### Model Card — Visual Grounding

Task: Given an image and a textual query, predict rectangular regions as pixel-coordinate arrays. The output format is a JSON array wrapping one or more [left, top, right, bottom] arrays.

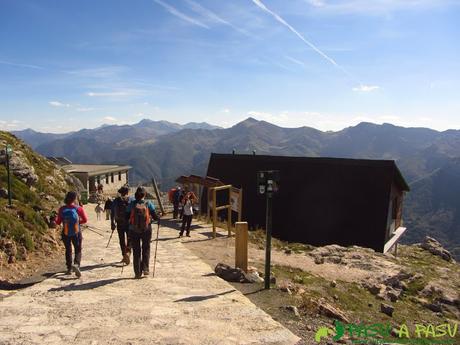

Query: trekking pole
[[152, 218, 161, 278], [82, 225, 104, 237], [106, 228, 115, 248]]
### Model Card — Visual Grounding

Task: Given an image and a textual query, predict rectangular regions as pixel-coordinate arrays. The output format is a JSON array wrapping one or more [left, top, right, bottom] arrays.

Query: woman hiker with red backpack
[[126, 187, 159, 279], [56, 191, 88, 278], [110, 186, 132, 265]]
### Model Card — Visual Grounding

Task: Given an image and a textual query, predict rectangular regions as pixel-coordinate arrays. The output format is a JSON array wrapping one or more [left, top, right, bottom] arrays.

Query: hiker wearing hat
[[56, 191, 88, 277], [111, 186, 132, 264], [127, 187, 159, 278], [172, 186, 183, 219]]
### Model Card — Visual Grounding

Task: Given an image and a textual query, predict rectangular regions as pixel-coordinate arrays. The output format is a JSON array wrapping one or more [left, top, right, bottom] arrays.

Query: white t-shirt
[[183, 199, 193, 216]]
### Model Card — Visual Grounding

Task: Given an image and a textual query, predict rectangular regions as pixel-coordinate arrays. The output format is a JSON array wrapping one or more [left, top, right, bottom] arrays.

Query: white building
[[61, 164, 131, 196]]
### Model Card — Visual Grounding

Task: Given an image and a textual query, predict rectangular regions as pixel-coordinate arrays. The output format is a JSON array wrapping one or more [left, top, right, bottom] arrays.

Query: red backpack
[[130, 202, 151, 233]]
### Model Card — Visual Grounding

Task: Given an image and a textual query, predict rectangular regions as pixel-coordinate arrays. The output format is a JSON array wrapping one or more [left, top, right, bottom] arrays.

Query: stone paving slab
[[0, 208, 300, 345]]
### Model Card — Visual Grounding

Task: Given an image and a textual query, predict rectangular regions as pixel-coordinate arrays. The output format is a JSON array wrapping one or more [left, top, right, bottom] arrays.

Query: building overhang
[[62, 164, 132, 177]]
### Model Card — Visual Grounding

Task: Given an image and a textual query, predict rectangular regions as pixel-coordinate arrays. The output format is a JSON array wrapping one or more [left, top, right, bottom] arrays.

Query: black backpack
[[115, 197, 129, 222]]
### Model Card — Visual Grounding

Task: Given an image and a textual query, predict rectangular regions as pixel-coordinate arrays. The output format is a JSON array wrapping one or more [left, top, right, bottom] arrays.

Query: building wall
[[205, 154, 398, 252], [98, 170, 129, 196], [72, 170, 129, 196]]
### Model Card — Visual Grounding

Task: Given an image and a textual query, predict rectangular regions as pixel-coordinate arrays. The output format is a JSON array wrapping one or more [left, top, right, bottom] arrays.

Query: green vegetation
[[0, 131, 76, 262]]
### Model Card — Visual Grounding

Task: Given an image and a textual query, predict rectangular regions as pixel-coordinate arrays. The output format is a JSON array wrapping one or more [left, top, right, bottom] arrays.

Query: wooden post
[[227, 189, 232, 236], [235, 222, 248, 272], [151, 177, 165, 215], [207, 188, 211, 222], [212, 188, 217, 238]]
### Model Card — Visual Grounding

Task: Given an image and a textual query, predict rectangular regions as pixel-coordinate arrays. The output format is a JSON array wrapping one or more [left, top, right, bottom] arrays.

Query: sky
[[0, 0, 459, 133]]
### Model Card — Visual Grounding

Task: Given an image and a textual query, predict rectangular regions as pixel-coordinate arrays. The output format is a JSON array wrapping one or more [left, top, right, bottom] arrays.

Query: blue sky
[[0, 0, 459, 132]]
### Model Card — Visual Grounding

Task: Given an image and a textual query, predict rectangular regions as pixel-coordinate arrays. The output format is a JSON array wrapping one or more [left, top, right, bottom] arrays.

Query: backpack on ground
[[115, 197, 129, 222], [62, 206, 80, 236], [130, 202, 151, 233]]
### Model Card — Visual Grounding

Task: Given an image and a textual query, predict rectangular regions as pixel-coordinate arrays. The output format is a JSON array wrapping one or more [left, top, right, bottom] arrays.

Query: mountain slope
[[0, 131, 80, 279], [15, 118, 460, 259]]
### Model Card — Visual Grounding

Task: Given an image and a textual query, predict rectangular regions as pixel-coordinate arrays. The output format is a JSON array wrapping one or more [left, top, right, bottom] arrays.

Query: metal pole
[[264, 193, 273, 289], [6, 147, 12, 207]]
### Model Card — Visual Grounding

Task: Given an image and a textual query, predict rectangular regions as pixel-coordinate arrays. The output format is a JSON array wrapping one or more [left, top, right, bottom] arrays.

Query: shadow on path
[[48, 278, 130, 292], [174, 289, 236, 303], [80, 262, 122, 272]]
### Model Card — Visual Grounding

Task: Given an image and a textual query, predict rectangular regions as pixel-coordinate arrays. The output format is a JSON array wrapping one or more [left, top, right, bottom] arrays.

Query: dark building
[[205, 153, 410, 253]]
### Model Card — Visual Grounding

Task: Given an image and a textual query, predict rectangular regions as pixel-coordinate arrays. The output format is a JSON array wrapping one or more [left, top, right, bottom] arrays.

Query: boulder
[[317, 299, 350, 323], [8, 155, 39, 186], [214, 263, 249, 283], [0, 188, 8, 199], [421, 236, 455, 262], [380, 303, 394, 317]]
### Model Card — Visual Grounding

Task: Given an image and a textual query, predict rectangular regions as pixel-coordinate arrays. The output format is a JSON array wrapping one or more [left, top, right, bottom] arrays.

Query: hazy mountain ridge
[[11, 118, 460, 258], [12, 120, 221, 149]]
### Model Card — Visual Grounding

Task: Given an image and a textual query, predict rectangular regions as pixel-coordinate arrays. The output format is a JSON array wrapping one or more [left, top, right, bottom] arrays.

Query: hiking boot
[[186, 233, 191, 237], [72, 264, 81, 278], [123, 253, 130, 265], [65, 269, 72, 275], [143, 270, 150, 276], [178, 233, 183, 238], [134, 274, 142, 279]]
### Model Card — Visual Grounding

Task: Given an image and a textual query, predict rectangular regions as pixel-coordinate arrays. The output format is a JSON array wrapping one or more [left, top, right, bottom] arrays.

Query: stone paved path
[[0, 206, 300, 345]]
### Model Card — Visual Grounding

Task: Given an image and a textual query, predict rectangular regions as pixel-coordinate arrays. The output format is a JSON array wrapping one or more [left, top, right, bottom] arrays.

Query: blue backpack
[[62, 206, 80, 236]]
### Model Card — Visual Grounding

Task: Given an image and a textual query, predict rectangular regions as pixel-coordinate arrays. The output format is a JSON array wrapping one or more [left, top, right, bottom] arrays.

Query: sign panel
[[230, 187, 241, 212]]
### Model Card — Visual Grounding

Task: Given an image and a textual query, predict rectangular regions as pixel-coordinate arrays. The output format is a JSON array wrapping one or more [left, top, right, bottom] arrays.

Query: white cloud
[[251, 0, 355, 81], [380, 115, 400, 121], [0, 60, 44, 70], [49, 101, 71, 107], [86, 91, 130, 97], [0, 120, 22, 130], [67, 66, 127, 78], [221, 108, 231, 113], [76, 107, 94, 112], [184, 0, 254, 37], [304, 0, 454, 14], [306, 0, 326, 7], [284, 56, 306, 67], [103, 116, 117, 122], [153, 0, 209, 29], [352, 85, 380, 92]]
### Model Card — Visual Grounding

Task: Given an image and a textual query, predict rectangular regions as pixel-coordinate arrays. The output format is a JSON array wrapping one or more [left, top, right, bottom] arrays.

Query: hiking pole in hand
[[106, 224, 116, 248], [152, 218, 161, 278]]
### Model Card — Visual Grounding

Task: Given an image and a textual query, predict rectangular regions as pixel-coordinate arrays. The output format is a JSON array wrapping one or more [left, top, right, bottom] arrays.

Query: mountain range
[[12, 118, 460, 259]]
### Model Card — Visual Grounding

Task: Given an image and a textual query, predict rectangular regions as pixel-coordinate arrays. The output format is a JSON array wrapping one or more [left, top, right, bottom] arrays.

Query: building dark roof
[[211, 154, 410, 191]]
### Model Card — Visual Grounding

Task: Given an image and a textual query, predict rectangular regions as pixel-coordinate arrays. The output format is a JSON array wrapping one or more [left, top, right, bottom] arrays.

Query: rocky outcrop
[[0, 146, 38, 186], [420, 236, 455, 262]]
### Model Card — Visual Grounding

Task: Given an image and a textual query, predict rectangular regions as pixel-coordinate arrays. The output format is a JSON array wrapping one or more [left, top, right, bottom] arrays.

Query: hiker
[[104, 197, 113, 221], [111, 186, 131, 265], [97, 183, 104, 194], [127, 186, 159, 279], [172, 186, 183, 219], [56, 191, 88, 277], [95, 202, 103, 220], [179, 191, 198, 237]]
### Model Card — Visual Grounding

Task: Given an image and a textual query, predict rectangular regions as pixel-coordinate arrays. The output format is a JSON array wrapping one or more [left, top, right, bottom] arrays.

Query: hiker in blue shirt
[[127, 187, 158, 279]]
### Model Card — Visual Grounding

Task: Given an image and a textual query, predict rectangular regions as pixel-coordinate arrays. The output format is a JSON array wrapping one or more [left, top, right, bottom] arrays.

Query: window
[[111, 173, 114, 183], [97, 176, 100, 185], [119, 171, 122, 181], [106, 174, 109, 184]]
